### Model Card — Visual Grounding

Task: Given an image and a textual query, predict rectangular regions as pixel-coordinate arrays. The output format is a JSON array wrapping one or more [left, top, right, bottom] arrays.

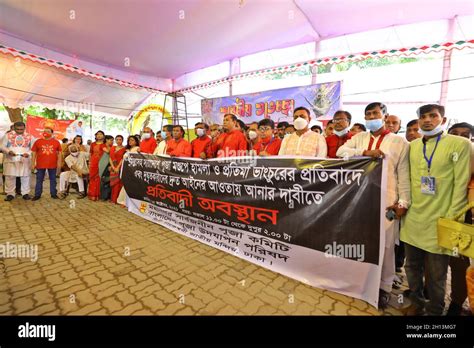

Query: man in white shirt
[[278, 106, 327, 157], [154, 125, 173, 156], [336, 102, 411, 309]]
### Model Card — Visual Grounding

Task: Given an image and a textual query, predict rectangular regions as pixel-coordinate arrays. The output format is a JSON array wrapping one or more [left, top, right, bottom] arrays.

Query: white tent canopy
[[0, 0, 473, 117]]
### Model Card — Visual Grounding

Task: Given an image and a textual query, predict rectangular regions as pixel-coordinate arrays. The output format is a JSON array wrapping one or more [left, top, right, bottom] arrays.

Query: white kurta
[[336, 130, 411, 293], [153, 140, 167, 155], [1, 132, 34, 177], [336, 131, 411, 214], [64, 151, 89, 182]]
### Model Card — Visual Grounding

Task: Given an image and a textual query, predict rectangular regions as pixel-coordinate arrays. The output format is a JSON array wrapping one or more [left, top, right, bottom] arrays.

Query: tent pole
[[439, 17, 456, 107]]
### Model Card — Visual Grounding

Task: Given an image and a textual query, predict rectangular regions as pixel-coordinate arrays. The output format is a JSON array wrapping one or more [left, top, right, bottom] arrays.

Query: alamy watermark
[[324, 242, 365, 262], [0, 242, 38, 262], [54, 99, 95, 115]]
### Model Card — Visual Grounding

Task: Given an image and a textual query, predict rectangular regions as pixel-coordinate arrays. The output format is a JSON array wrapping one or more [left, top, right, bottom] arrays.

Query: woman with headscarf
[[87, 130, 106, 201]]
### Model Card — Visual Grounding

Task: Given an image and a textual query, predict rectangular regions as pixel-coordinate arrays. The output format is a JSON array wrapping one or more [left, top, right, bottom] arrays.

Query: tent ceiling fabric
[[1, 0, 472, 80], [0, 54, 150, 117]]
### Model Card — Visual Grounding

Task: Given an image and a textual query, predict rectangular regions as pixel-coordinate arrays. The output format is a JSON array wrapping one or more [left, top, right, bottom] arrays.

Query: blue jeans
[[35, 168, 57, 197], [404, 243, 449, 315]]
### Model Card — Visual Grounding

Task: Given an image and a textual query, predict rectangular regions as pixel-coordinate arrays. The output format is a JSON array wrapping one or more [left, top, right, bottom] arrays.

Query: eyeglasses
[[333, 118, 348, 123], [259, 127, 272, 131]]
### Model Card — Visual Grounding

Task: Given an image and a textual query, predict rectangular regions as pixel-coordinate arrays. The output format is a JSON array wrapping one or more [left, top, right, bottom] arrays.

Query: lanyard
[[423, 134, 441, 174], [367, 129, 390, 151]]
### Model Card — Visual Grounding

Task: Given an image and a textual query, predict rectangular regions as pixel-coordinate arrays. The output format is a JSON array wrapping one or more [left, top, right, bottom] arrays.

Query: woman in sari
[[117, 135, 140, 206], [87, 131, 106, 201], [99, 135, 114, 201], [110, 135, 126, 203]]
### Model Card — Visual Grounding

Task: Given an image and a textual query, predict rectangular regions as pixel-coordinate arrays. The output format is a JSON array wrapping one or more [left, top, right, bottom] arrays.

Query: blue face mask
[[365, 119, 384, 132], [418, 123, 445, 136], [160, 131, 167, 139]]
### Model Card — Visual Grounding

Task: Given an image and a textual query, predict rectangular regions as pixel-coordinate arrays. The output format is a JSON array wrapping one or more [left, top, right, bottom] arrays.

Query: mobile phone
[[385, 209, 397, 221]]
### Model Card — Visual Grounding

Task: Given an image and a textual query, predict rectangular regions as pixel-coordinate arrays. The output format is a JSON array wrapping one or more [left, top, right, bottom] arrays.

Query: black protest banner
[[121, 154, 385, 306]]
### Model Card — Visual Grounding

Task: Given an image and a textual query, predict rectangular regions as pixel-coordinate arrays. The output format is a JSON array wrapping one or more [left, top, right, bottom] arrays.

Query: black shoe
[[423, 287, 430, 300], [4, 195, 14, 201], [51, 195, 59, 199], [31, 196, 41, 201], [446, 302, 462, 316], [22, 194, 31, 200], [378, 289, 391, 310]]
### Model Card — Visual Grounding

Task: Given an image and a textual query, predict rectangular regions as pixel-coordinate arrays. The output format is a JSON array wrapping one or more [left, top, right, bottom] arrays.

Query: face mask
[[333, 128, 350, 137], [43, 132, 52, 138], [142, 133, 151, 140], [71, 152, 79, 157], [160, 131, 167, 139], [365, 119, 384, 132], [248, 130, 258, 140], [294, 117, 308, 131], [418, 123, 445, 136], [196, 129, 205, 137]]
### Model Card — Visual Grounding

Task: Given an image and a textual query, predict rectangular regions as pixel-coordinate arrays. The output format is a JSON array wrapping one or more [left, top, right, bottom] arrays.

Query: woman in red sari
[[88, 131, 106, 201], [109, 135, 126, 203]]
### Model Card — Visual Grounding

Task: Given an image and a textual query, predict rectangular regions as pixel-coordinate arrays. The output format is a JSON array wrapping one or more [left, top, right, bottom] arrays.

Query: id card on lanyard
[[421, 134, 441, 195]]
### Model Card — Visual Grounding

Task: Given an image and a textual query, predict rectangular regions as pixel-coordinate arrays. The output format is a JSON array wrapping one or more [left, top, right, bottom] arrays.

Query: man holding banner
[[337, 102, 410, 309], [278, 106, 327, 157]]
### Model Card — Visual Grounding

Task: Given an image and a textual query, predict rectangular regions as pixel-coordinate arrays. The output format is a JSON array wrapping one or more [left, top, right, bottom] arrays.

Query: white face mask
[[294, 117, 308, 131], [196, 129, 205, 137], [418, 123, 445, 136], [71, 152, 79, 157], [333, 127, 350, 137], [248, 130, 258, 140]]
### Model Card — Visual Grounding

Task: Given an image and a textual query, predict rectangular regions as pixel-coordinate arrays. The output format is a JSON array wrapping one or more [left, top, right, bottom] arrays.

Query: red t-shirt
[[32, 138, 61, 169], [191, 136, 212, 158], [252, 136, 282, 155], [217, 130, 248, 158], [325, 132, 353, 158], [139, 138, 157, 154], [166, 138, 192, 157]]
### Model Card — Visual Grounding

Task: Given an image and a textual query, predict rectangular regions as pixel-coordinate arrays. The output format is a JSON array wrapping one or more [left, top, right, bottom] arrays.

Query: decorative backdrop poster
[[26, 115, 74, 140], [201, 81, 341, 125]]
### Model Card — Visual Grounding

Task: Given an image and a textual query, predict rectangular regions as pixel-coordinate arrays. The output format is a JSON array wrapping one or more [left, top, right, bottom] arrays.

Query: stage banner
[[201, 81, 341, 125], [121, 154, 386, 307], [26, 115, 74, 140]]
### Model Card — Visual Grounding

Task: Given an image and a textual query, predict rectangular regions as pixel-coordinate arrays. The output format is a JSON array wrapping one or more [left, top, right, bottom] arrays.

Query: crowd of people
[[1, 101, 473, 315]]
